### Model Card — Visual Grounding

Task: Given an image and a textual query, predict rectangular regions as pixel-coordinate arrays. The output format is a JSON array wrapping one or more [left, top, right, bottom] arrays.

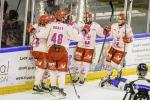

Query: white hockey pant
[[49, 70, 66, 89], [42, 69, 49, 83], [34, 67, 45, 86]]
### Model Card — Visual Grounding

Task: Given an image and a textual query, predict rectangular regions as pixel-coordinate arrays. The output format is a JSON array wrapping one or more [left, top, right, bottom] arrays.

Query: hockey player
[[40, 14, 54, 91], [27, 15, 52, 92], [73, 12, 104, 85], [101, 63, 150, 100], [100, 11, 134, 86], [46, 10, 83, 97]]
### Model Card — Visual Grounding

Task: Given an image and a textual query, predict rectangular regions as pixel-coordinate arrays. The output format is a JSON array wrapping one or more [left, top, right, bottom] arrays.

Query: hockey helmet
[[55, 10, 67, 21], [39, 15, 52, 25], [83, 11, 93, 24], [118, 11, 126, 20], [137, 63, 148, 77]]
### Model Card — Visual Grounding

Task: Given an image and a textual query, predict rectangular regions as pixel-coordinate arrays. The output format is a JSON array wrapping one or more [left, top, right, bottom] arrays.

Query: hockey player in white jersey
[[101, 63, 150, 100], [46, 10, 83, 97], [40, 14, 54, 92], [27, 15, 52, 92], [100, 11, 134, 87], [73, 12, 104, 85]]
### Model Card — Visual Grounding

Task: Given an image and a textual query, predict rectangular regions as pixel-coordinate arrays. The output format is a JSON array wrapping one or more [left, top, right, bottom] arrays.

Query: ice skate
[[99, 77, 111, 87], [41, 82, 50, 92], [32, 85, 44, 94], [78, 78, 85, 86], [48, 86, 60, 97], [58, 88, 67, 99], [49, 86, 59, 92], [72, 77, 79, 84]]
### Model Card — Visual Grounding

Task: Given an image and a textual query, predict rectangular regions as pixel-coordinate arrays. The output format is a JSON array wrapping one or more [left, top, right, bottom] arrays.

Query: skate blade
[[50, 92, 66, 100], [58, 94, 66, 100], [32, 91, 45, 94], [49, 91, 58, 97]]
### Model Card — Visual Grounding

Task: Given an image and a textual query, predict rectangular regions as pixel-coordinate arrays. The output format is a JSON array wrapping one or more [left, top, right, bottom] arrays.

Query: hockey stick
[[122, 0, 128, 69], [97, 0, 114, 70], [16, 0, 22, 11], [98, 0, 114, 87], [119, 0, 132, 78], [68, 68, 80, 99], [97, 0, 114, 65]]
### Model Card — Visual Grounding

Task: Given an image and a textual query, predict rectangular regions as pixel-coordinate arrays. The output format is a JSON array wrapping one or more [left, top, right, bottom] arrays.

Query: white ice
[[0, 73, 150, 100]]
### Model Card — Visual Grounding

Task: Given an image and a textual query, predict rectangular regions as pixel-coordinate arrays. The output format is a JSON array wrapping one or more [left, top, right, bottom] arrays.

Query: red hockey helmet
[[55, 10, 67, 21], [39, 15, 50, 25]]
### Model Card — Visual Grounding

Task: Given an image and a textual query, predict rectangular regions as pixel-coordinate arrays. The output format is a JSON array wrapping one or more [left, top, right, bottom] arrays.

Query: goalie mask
[[83, 12, 93, 24], [137, 63, 148, 77]]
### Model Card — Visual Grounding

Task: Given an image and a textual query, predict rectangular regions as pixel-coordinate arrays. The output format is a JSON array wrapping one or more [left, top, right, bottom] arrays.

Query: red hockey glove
[[123, 35, 133, 43], [82, 24, 91, 33], [103, 25, 111, 37], [26, 24, 36, 33]]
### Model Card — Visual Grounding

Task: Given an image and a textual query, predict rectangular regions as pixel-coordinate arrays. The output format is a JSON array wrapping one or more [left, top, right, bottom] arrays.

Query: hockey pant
[[49, 70, 66, 89], [74, 61, 90, 81]]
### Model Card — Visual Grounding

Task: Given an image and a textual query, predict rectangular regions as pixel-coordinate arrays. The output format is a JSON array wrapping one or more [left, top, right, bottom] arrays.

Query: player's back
[[30, 25, 50, 52], [47, 22, 71, 48], [133, 79, 150, 91]]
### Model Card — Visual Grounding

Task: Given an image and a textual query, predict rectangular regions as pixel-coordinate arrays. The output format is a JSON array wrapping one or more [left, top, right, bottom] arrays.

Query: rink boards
[[0, 33, 150, 94]]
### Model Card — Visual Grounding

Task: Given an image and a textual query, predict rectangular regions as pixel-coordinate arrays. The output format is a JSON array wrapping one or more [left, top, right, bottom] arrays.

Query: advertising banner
[[0, 47, 35, 87], [125, 37, 150, 68]]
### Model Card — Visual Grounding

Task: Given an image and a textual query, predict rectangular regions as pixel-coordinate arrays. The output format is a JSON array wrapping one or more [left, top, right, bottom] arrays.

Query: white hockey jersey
[[77, 22, 104, 49], [110, 23, 133, 51], [30, 24, 50, 52], [47, 22, 83, 48]]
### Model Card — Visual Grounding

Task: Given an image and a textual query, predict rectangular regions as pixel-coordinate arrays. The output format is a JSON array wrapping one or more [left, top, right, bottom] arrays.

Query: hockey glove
[[103, 25, 111, 37]]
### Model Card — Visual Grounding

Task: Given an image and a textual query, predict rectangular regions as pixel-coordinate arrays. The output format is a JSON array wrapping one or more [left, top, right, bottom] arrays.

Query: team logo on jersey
[[38, 61, 42, 66], [84, 55, 92, 59], [61, 64, 65, 68], [48, 62, 56, 66], [76, 52, 82, 56]]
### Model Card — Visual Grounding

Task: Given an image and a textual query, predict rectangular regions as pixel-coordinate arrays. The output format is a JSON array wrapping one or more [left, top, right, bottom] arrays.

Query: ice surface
[[0, 73, 150, 100]]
